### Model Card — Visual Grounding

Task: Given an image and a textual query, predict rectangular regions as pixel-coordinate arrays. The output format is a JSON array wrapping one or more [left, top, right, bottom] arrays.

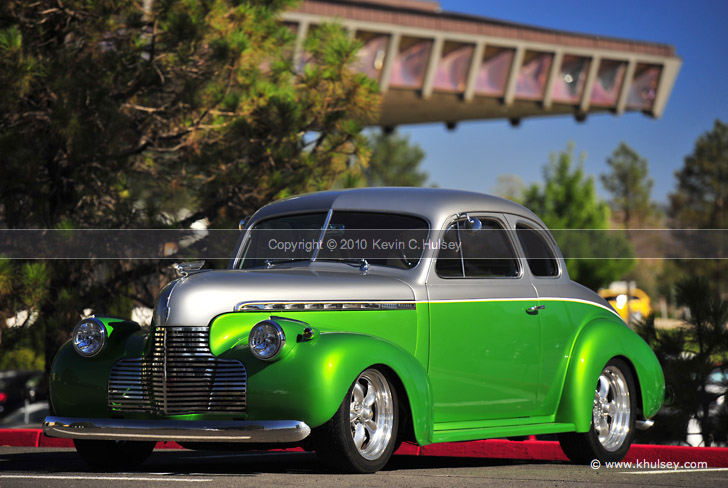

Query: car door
[[426, 213, 542, 423], [507, 216, 577, 417]]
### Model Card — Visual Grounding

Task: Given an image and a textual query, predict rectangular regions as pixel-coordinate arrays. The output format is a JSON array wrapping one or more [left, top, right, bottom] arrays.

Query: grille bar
[[108, 326, 247, 415]]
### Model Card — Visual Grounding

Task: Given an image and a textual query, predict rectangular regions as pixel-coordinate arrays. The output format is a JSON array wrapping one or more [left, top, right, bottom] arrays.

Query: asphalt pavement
[[1, 447, 726, 487]]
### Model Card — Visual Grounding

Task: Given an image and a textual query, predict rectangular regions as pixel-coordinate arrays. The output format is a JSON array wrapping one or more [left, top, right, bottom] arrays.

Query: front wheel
[[74, 439, 155, 470], [559, 358, 636, 464], [314, 368, 398, 473]]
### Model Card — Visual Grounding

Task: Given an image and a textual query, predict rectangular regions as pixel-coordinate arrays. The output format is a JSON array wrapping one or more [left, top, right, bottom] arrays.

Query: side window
[[515, 223, 559, 277], [435, 218, 520, 278]]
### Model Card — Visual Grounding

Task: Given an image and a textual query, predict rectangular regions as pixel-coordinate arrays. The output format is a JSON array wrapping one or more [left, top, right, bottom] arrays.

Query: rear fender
[[555, 318, 664, 432]]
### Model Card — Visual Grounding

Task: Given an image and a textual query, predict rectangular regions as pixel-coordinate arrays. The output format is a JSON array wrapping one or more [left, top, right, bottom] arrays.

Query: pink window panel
[[552, 55, 589, 103], [355, 32, 390, 81], [590, 59, 626, 106], [515, 51, 553, 100], [627, 64, 662, 110], [390, 37, 433, 89], [474, 47, 514, 96], [433, 43, 474, 93]]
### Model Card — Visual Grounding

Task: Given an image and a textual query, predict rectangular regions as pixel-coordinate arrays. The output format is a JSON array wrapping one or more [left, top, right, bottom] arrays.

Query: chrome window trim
[[512, 218, 563, 280], [434, 214, 524, 280], [311, 208, 334, 262]]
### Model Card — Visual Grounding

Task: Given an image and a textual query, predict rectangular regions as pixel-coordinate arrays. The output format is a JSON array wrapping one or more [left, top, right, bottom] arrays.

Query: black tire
[[558, 358, 637, 464], [74, 439, 155, 470], [314, 368, 399, 473]]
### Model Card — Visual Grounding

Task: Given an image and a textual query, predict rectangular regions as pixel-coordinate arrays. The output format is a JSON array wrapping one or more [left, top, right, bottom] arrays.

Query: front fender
[[555, 318, 664, 432], [211, 314, 433, 445], [49, 317, 144, 417]]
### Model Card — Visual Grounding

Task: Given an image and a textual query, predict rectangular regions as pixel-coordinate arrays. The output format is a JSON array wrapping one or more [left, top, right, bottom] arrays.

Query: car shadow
[[0, 448, 563, 476]]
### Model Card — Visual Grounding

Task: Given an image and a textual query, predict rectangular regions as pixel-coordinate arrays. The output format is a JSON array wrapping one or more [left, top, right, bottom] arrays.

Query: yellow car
[[599, 287, 652, 323]]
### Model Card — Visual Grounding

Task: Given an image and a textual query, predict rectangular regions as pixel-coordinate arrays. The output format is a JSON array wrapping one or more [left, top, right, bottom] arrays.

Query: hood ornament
[[172, 260, 206, 277]]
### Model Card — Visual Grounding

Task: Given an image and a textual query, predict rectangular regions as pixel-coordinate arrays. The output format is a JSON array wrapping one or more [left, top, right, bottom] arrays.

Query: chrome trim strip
[[234, 297, 617, 317], [235, 301, 417, 312], [43, 416, 311, 443]]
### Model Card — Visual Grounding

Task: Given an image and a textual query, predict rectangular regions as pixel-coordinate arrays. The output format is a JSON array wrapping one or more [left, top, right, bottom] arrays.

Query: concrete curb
[[1, 429, 726, 467]]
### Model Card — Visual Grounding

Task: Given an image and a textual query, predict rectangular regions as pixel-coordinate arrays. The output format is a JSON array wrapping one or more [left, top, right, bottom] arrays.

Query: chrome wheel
[[349, 369, 395, 461], [593, 365, 631, 452]]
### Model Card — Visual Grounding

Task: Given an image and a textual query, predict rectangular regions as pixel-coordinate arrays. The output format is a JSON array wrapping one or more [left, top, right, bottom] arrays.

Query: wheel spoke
[[598, 376, 610, 400], [353, 423, 366, 450], [352, 382, 365, 405], [607, 401, 618, 418], [365, 419, 377, 434], [363, 386, 377, 408], [596, 415, 609, 437]]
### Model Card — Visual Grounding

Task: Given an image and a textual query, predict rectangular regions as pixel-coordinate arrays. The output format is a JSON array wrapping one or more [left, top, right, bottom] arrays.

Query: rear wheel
[[559, 358, 636, 464], [314, 368, 398, 473], [74, 439, 155, 470]]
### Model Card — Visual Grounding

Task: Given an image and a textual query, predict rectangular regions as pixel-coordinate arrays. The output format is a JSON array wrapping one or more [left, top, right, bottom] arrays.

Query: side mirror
[[238, 217, 249, 230], [172, 260, 205, 277], [464, 215, 482, 235]]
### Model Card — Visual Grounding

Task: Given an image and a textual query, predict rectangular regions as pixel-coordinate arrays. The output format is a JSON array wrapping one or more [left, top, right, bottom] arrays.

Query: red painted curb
[[1, 429, 726, 467], [0, 429, 41, 448]]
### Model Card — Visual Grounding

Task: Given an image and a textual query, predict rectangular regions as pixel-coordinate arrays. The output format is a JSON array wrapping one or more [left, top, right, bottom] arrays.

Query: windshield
[[239, 211, 429, 270]]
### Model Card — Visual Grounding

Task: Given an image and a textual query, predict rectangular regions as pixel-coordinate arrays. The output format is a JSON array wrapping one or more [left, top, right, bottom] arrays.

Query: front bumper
[[43, 416, 311, 443]]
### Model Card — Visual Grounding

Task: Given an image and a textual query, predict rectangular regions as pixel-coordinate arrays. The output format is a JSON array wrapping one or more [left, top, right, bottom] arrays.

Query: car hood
[[163, 268, 415, 327]]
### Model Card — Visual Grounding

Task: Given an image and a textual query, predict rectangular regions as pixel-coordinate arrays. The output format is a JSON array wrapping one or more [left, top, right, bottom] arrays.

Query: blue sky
[[399, 0, 728, 204]]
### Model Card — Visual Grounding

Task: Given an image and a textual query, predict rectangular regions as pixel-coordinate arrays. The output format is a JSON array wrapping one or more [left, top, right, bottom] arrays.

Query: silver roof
[[249, 187, 545, 228]]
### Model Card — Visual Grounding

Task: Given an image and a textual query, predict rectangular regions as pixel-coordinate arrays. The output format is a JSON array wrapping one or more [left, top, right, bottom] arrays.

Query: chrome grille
[[109, 326, 246, 415]]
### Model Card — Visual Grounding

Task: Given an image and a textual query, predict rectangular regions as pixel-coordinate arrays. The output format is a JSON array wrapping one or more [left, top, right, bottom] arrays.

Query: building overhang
[[284, 0, 682, 127]]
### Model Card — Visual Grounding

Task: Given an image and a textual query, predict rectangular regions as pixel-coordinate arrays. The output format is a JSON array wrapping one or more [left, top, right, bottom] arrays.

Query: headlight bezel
[[72, 317, 108, 357], [249, 320, 286, 361]]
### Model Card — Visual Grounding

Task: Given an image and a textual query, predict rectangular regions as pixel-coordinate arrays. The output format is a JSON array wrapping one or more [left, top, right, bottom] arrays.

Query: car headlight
[[72, 318, 107, 357], [249, 320, 285, 361]]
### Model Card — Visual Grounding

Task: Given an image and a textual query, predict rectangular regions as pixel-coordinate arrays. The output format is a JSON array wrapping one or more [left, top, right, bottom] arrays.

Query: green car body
[[45, 188, 664, 472]]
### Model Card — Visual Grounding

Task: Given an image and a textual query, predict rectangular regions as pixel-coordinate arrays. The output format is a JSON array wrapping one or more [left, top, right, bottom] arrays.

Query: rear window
[[516, 223, 559, 277]]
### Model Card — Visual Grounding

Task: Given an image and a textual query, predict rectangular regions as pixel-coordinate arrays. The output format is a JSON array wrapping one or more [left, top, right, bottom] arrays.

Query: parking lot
[[1, 447, 727, 488]]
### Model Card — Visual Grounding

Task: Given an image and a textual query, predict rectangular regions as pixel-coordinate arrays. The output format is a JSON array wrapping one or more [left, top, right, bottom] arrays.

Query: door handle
[[526, 305, 545, 315]]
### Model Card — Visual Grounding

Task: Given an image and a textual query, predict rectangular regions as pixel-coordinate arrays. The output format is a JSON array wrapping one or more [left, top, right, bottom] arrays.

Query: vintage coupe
[[44, 188, 664, 473]]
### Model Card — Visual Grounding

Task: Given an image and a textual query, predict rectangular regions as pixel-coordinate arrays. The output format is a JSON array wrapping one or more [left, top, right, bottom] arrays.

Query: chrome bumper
[[43, 416, 311, 443]]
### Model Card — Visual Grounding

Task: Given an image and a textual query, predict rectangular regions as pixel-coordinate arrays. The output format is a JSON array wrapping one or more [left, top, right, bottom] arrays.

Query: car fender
[[49, 317, 144, 417], [210, 314, 434, 445], [555, 318, 664, 432]]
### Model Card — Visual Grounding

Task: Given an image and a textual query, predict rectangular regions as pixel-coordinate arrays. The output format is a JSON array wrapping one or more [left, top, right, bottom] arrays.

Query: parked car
[[0, 370, 43, 419], [0, 401, 49, 429], [43, 188, 664, 473], [598, 287, 652, 323]]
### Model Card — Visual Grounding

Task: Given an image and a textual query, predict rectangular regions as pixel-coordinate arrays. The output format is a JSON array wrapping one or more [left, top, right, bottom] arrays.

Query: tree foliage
[[0, 1, 380, 373], [522, 144, 634, 290], [359, 130, 428, 187], [601, 142, 656, 230], [669, 120, 728, 293]]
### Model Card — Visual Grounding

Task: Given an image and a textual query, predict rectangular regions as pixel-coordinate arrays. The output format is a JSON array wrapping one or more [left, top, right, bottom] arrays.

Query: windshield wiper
[[262, 258, 313, 269], [318, 258, 369, 272]]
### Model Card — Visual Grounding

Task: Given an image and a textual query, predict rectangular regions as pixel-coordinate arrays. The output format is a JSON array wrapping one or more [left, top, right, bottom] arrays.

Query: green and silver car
[[43, 188, 664, 473]]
